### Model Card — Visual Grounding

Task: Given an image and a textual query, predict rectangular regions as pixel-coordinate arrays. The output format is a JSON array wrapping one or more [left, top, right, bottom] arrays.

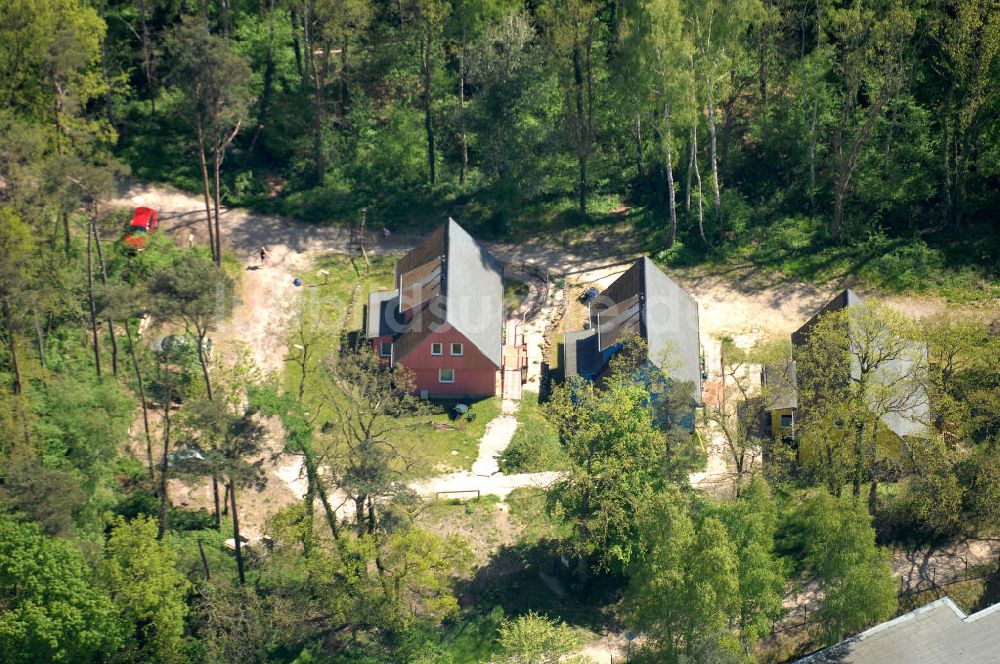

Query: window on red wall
[[431, 342, 443, 356], [450, 342, 463, 356], [439, 368, 455, 383], [380, 341, 392, 357]]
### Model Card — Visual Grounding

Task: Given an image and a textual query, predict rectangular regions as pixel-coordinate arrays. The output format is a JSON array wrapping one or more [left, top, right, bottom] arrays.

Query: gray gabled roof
[[588, 258, 701, 392], [795, 598, 1000, 664], [392, 219, 503, 367]]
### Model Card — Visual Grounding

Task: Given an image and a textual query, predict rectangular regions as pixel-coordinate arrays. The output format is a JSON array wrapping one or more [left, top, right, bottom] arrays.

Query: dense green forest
[[3, 0, 999, 283], [1, 0, 999, 662]]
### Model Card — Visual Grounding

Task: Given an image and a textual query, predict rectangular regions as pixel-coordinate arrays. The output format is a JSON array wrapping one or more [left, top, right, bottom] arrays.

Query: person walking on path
[[259, 246, 269, 265]]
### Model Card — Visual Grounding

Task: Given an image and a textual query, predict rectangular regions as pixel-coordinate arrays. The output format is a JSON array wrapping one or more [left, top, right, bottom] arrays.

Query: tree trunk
[[124, 323, 154, 479], [91, 216, 118, 376], [663, 104, 677, 248], [705, 75, 722, 224], [831, 175, 848, 240], [635, 111, 644, 182], [229, 481, 246, 585], [138, 0, 156, 116], [685, 128, 694, 215], [197, 538, 211, 579], [158, 384, 171, 539], [807, 0, 820, 212], [62, 212, 70, 257], [868, 477, 878, 516], [422, 35, 436, 185], [32, 310, 44, 368], [290, 6, 304, 84], [459, 27, 468, 187], [303, 473, 315, 557], [302, 448, 339, 540], [212, 473, 221, 529], [99, 3, 115, 129], [312, 51, 326, 184], [367, 495, 378, 535], [212, 147, 223, 265], [692, 128, 706, 244], [249, 0, 277, 155], [355, 496, 366, 535], [86, 222, 102, 378], [196, 330, 213, 400], [573, 43, 587, 214], [2, 300, 22, 395], [195, 123, 216, 262]]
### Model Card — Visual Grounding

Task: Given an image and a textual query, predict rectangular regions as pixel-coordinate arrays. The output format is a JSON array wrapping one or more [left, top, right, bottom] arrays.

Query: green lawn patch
[[499, 393, 567, 474]]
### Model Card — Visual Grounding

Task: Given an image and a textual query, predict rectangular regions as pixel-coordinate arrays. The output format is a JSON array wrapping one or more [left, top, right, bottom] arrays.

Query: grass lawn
[[398, 397, 500, 476], [499, 393, 567, 474], [504, 278, 529, 315]]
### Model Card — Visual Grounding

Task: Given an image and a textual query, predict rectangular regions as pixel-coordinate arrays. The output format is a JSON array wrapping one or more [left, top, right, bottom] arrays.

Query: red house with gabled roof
[[365, 219, 504, 399]]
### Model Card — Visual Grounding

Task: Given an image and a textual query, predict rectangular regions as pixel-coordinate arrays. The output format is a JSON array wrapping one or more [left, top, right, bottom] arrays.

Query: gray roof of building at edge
[[791, 289, 929, 439], [763, 360, 798, 411], [366, 290, 404, 339], [564, 329, 602, 379], [569, 258, 700, 391], [388, 218, 504, 366], [793, 598, 1000, 664]]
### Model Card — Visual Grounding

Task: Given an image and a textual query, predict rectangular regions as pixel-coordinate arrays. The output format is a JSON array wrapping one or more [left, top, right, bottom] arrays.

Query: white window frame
[[438, 368, 455, 383], [431, 342, 443, 356], [380, 341, 392, 357], [450, 342, 463, 356]]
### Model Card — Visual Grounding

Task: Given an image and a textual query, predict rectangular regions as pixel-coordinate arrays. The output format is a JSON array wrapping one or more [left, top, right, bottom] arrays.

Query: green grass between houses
[[498, 393, 567, 474]]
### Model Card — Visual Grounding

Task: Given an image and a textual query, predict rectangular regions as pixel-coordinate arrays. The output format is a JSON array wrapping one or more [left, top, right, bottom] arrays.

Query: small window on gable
[[380, 341, 392, 357], [780, 414, 793, 428], [431, 342, 443, 356], [450, 342, 463, 356], [439, 368, 455, 383]]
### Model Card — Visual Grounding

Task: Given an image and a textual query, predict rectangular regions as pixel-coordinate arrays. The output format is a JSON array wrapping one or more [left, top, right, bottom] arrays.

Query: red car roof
[[130, 207, 156, 228]]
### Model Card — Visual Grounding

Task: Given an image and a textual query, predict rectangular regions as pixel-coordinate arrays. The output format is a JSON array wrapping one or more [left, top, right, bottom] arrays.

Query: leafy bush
[[499, 395, 566, 474]]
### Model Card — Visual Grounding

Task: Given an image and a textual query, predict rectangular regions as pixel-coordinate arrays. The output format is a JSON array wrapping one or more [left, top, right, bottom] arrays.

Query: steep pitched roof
[[587, 258, 701, 390], [795, 598, 1000, 664], [392, 219, 504, 366]]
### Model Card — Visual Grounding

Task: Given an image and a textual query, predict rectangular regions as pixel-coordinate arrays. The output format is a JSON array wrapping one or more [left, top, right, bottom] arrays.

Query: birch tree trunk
[[635, 111, 644, 181], [459, 27, 468, 186], [422, 34, 436, 185], [692, 129, 706, 244], [663, 104, 677, 248], [705, 74, 722, 222]]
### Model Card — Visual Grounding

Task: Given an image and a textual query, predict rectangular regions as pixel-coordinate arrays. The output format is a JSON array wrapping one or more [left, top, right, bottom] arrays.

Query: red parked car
[[123, 207, 158, 253]]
